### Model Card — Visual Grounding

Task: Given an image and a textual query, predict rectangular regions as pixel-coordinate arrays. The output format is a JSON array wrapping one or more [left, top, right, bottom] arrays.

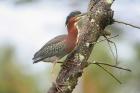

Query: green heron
[[32, 11, 82, 64]]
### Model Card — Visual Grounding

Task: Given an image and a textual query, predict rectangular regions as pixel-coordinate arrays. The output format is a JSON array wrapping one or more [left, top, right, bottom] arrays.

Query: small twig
[[97, 34, 119, 43], [90, 61, 131, 72], [114, 20, 140, 29], [48, 61, 131, 72], [46, 61, 63, 64], [103, 35, 118, 65], [47, 60, 131, 84], [96, 64, 122, 84]]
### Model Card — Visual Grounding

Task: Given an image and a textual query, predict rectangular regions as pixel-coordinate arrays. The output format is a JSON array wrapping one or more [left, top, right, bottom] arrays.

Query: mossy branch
[[47, 0, 115, 93]]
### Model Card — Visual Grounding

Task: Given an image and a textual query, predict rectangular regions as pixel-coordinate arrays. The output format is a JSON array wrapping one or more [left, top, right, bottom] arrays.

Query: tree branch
[[47, 0, 114, 93], [114, 20, 140, 29]]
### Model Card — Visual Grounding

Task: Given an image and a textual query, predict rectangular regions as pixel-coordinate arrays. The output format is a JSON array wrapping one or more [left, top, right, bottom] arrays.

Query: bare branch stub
[[47, 0, 114, 93]]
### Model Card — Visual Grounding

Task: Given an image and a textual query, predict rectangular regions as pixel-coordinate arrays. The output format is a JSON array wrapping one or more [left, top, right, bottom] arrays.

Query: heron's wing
[[43, 34, 67, 47], [32, 34, 67, 63]]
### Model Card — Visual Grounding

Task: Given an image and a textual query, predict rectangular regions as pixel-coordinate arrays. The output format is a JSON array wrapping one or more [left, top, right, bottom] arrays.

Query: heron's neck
[[67, 24, 78, 39], [66, 22, 78, 52]]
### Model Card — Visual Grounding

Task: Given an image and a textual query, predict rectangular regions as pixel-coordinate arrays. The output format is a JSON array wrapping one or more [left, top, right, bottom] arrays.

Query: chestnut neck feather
[[65, 17, 78, 52]]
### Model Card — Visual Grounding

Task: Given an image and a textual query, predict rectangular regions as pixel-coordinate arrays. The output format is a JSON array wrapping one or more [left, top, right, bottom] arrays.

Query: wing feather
[[33, 34, 67, 63]]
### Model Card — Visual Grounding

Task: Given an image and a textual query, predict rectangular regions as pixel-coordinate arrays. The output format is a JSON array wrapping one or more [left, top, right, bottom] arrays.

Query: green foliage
[[82, 34, 140, 93], [0, 46, 40, 93]]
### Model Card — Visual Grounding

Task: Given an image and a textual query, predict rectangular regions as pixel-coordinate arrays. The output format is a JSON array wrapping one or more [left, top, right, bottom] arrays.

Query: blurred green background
[[0, 0, 140, 93]]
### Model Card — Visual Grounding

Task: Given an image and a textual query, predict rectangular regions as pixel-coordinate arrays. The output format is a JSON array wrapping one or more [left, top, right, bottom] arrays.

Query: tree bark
[[47, 0, 114, 93]]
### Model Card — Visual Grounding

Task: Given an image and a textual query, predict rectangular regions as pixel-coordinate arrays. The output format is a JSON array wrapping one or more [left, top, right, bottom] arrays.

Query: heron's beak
[[75, 13, 87, 21]]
